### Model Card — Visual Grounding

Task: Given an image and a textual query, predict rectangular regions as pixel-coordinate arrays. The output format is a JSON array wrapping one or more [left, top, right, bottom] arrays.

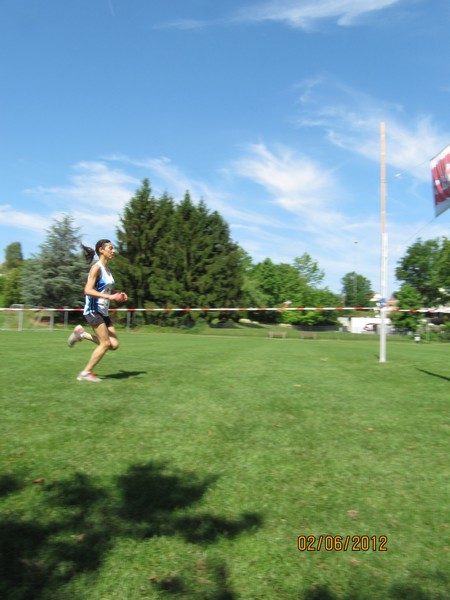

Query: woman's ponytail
[[81, 244, 95, 264]]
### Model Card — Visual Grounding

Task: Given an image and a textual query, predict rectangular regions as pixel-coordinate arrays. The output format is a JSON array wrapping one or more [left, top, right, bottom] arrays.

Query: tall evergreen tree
[[147, 192, 179, 306], [21, 215, 86, 307], [171, 195, 244, 308], [114, 180, 246, 321], [114, 179, 174, 312]]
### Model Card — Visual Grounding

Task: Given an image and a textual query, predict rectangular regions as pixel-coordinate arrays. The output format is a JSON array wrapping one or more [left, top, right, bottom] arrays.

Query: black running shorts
[[84, 312, 113, 328]]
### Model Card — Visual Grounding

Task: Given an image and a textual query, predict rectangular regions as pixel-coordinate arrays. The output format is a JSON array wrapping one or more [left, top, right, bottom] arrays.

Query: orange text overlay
[[297, 535, 388, 552]]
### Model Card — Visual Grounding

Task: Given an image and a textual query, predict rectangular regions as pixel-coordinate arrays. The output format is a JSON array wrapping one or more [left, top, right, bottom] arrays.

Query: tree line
[[0, 179, 379, 327], [390, 238, 450, 332]]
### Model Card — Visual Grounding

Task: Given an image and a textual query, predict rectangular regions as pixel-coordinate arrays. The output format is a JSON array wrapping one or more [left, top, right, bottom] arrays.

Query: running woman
[[67, 239, 127, 382]]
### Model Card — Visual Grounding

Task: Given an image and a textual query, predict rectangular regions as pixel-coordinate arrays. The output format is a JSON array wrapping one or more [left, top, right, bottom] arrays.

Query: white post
[[379, 122, 388, 363]]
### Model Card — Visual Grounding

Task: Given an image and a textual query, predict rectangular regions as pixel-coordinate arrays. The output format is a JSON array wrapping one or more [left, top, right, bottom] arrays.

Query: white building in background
[[337, 292, 397, 334], [338, 316, 394, 334]]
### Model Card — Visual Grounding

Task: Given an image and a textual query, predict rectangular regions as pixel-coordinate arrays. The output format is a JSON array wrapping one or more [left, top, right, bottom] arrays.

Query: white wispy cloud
[[0, 161, 139, 241], [130, 148, 373, 269], [233, 143, 343, 220], [227, 141, 388, 290], [28, 162, 140, 211], [235, 0, 402, 29], [295, 76, 450, 179], [231, 143, 380, 265], [154, 18, 207, 30], [21, 162, 141, 245], [0, 204, 51, 232], [156, 0, 404, 31], [107, 154, 288, 229]]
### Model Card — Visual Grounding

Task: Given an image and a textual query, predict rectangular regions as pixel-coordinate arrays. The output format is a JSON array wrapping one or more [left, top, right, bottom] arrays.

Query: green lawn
[[1, 330, 450, 599]]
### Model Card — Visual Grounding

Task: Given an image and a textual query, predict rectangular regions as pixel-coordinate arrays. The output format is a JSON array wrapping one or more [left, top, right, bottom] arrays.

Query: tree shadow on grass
[[302, 577, 450, 600], [0, 463, 261, 600], [103, 370, 147, 379], [116, 464, 261, 544], [0, 474, 24, 498], [151, 557, 236, 599], [416, 368, 450, 383]]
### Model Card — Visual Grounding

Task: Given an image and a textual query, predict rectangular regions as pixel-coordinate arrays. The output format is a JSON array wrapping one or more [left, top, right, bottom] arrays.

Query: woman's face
[[100, 242, 115, 260]]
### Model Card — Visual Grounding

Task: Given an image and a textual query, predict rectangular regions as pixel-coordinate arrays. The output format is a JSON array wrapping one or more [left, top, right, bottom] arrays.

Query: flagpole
[[379, 122, 387, 363]]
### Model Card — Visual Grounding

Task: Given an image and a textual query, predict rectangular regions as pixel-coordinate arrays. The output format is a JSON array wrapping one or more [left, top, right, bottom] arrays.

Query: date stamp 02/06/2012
[[298, 535, 388, 552]]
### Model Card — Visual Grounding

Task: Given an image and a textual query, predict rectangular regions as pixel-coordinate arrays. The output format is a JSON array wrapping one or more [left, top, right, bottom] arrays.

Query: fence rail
[[1, 306, 449, 312], [0, 305, 448, 332]]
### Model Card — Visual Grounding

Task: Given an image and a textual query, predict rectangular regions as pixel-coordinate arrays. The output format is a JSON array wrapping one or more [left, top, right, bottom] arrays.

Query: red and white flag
[[431, 145, 450, 217]]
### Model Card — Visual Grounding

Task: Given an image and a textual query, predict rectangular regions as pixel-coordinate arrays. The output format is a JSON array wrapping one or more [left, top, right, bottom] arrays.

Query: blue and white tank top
[[83, 262, 115, 317]]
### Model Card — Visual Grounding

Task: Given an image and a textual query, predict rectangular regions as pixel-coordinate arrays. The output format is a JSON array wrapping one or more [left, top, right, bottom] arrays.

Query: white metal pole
[[380, 122, 387, 363]]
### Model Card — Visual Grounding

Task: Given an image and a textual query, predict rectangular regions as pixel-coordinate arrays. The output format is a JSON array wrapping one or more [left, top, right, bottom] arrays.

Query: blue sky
[[2, 0, 450, 298]]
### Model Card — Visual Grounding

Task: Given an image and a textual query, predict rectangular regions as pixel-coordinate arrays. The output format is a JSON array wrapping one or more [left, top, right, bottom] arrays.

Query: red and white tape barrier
[[0, 307, 449, 314]]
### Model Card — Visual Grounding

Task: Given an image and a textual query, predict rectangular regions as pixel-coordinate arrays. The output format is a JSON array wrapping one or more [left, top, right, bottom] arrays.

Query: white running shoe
[[76, 371, 101, 383], [67, 325, 85, 347]]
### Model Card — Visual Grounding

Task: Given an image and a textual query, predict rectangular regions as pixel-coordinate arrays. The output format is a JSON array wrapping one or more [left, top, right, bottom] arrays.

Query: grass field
[[1, 329, 450, 599]]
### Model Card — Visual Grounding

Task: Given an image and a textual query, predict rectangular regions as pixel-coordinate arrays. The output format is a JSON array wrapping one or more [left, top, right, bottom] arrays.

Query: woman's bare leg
[[83, 322, 113, 373], [83, 326, 118, 349]]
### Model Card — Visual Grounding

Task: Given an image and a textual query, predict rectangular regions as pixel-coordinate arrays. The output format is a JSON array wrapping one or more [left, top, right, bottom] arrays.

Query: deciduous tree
[[1, 242, 25, 306], [390, 284, 422, 333], [395, 238, 440, 306], [293, 253, 325, 287], [341, 272, 373, 307]]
